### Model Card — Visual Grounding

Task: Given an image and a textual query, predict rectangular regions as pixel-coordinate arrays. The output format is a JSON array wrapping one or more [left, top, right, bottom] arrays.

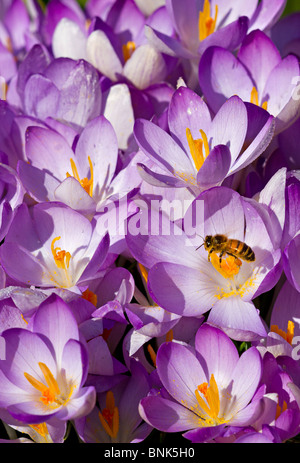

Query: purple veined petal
[[248, 0, 287, 32], [95, 267, 135, 306], [198, 16, 249, 57], [86, 29, 123, 81], [4, 0, 29, 50], [229, 113, 275, 175], [139, 395, 199, 432], [213, 0, 257, 28], [194, 323, 239, 389], [263, 54, 300, 117], [32, 293, 80, 365], [229, 397, 265, 427], [74, 115, 118, 195], [168, 86, 212, 155], [270, 11, 300, 58], [182, 423, 226, 443], [144, 24, 196, 59], [61, 338, 89, 388], [0, 369, 32, 409], [199, 46, 253, 114], [134, 118, 194, 176], [209, 96, 248, 164], [55, 60, 102, 132], [156, 341, 208, 408], [207, 296, 267, 341], [228, 347, 262, 413], [196, 144, 231, 187], [52, 18, 88, 60], [79, 232, 110, 283], [0, 328, 57, 391], [17, 160, 60, 202], [25, 125, 74, 177], [270, 279, 300, 337], [137, 162, 187, 188], [283, 234, 300, 292], [147, 262, 217, 317], [54, 177, 97, 217], [237, 30, 281, 99], [123, 44, 167, 90], [0, 42, 17, 81], [7, 401, 60, 425], [125, 208, 202, 270], [54, 386, 96, 421], [23, 74, 60, 120], [166, 0, 201, 53]]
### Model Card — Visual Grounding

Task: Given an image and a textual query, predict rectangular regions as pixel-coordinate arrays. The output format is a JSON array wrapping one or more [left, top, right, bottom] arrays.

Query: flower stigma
[[66, 156, 94, 197], [24, 362, 74, 410], [199, 0, 218, 41], [50, 236, 72, 288], [99, 390, 119, 439], [210, 252, 242, 280], [82, 288, 98, 307]]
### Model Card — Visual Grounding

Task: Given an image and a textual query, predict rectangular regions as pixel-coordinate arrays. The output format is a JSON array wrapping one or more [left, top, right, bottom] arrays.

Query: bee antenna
[[196, 243, 204, 250]]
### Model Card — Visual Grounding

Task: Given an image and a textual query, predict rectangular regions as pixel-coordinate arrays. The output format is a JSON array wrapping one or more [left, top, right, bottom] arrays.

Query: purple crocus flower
[[0, 293, 96, 424], [139, 323, 263, 442], [126, 186, 282, 341], [198, 30, 300, 134], [75, 360, 152, 443], [134, 86, 274, 196], [0, 202, 110, 294]]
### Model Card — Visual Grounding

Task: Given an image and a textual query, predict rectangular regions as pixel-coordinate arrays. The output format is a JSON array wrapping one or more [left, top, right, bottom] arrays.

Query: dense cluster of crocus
[[0, 0, 299, 445]]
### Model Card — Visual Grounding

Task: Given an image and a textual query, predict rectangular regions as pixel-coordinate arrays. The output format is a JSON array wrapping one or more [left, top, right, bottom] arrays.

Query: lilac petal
[[61, 338, 88, 387], [54, 177, 96, 217], [196, 144, 231, 186], [17, 160, 59, 202], [95, 267, 135, 306], [144, 25, 196, 59], [194, 323, 239, 387], [199, 46, 253, 114], [134, 118, 193, 175], [52, 18, 87, 60], [4, 0, 29, 50], [168, 86, 212, 155], [24, 74, 60, 120], [183, 424, 226, 443], [207, 296, 267, 341], [123, 44, 167, 90], [79, 232, 110, 283], [74, 115, 118, 190], [210, 96, 248, 164], [156, 341, 207, 412], [16, 44, 50, 101], [55, 386, 96, 421], [148, 262, 217, 316], [137, 162, 186, 188], [238, 30, 281, 98], [86, 29, 122, 81], [25, 125, 74, 176], [249, 0, 286, 32], [166, 0, 200, 53], [229, 347, 262, 412], [198, 16, 249, 56], [283, 234, 300, 292], [92, 301, 127, 323], [139, 395, 198, 432], [33, 293, 79, 356]]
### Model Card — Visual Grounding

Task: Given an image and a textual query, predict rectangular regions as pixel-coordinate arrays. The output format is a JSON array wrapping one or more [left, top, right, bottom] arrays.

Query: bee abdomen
[[229, 240, 255, 262]]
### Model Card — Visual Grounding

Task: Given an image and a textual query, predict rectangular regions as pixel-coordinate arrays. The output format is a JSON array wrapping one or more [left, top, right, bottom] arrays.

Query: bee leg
[[219, 251, 225, 266], [208, 250, 213, 262]]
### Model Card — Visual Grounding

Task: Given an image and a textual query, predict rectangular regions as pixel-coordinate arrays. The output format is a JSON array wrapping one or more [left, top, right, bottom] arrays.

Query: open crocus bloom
[[0, 202, 109, 294], [0, 294, 96, 424], [134, 87, 274, 196], [139, 323, 263, 442]]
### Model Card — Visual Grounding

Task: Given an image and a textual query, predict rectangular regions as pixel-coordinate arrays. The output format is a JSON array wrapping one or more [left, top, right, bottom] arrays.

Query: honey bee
[[197, 234, 255, 265]]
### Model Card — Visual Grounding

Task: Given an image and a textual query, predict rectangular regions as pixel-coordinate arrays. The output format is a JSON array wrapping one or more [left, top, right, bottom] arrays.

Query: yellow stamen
[[270, 321, 295, 345], [24, 363, 62, 407], [210, 252, 242, 279], [122, 41, 136, 62], [82, 288, 98, 307], [51, 236, 71, 270], [99, 391, 119, 439], [195, 374, 223, 423], [147, 344, 157, 368], [166, 329, 174, 343], [28, 422, 49, 439], [276, 400, 288, 420], [66, 156, 94, 197], [138, 262, 148, 284], [250, 86, 268, 111], [199, 0, 218, 41], [186, 127, 210, 171]]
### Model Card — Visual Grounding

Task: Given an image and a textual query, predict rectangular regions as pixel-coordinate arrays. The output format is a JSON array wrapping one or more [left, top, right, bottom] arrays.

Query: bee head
[[204, 235, 212, 250]]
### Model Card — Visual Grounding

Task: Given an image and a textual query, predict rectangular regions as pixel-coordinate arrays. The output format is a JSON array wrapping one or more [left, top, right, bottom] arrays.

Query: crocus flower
[[134, 86, 275, 196], [0, 202, 110, 294], [139, 323, 263, 442], [126, 186, 282, 341], [0, 293, 96, 424], [75, 360, 152, 443], [198, 30, 300, 134]]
